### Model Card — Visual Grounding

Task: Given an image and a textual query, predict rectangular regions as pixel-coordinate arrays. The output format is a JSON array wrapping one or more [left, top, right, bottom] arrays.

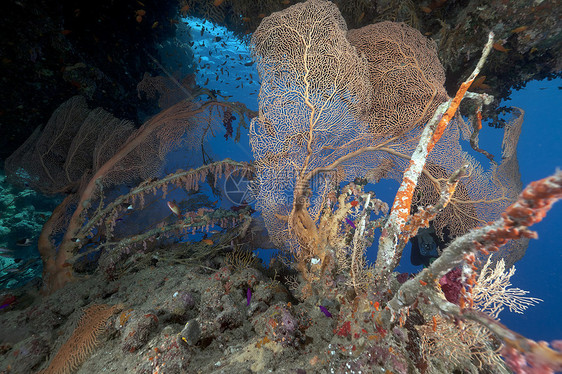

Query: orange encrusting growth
[[390, 77, 475, 236], [476, 110, 483, 130], [429, 80, 473, 152], [391, 176, 418, 226]]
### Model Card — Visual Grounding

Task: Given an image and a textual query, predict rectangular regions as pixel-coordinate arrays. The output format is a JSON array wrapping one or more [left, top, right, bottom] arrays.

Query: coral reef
[[0, 1, 560, 373]]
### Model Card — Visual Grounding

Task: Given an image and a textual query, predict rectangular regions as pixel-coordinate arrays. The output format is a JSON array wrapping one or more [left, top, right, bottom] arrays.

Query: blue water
[[493, 79, 562, 342]]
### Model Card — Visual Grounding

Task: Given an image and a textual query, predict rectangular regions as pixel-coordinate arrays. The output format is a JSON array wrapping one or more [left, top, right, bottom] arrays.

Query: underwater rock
[[215, 294, 243, 332], [120, 310, 159, 353], [3, 335, 49, 373], [161, 290, 197, 323], [135, 332, 190, 374], [252, 303, 301, 347]]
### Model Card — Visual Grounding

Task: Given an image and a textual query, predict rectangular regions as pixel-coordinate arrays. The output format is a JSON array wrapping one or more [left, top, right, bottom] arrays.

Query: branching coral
[[7, 94, 255, 293]]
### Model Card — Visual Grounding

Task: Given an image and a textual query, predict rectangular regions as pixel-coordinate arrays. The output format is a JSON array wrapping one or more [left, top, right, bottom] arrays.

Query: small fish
[[469, 75, 487, 90], [511, 26, 528, 34], [247, 287, 252, 306], [492, 42, 510, 53], [0, 248, 14, 258], [345, 217, 356, 229], [244, 61, 254, 67], [167, 201, 181, 217], [201, 239, 213, 245], [16, 238, 32, 247], [319, 305, 332, 318], [373, 301, 380, 311], [350, 200, 359, 207], [151, 21, 158, 29]]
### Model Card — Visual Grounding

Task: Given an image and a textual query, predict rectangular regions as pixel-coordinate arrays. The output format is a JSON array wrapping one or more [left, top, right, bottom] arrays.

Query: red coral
[[439, 267, 463, 304], [337, 321, 352, 337]]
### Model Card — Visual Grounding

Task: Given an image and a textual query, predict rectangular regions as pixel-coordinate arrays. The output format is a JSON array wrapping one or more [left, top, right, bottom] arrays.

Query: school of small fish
[[180, 17, 260, 98]]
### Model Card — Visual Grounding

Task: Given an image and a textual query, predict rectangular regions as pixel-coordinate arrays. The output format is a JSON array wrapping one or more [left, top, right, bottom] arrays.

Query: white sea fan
[[473, 257, 542, 319]]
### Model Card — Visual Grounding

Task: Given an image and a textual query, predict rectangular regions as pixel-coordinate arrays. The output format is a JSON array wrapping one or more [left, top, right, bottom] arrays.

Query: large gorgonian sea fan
[[249, 0, 375, 250], [248, 0, 453, 254], [249, 0, 525, 271]]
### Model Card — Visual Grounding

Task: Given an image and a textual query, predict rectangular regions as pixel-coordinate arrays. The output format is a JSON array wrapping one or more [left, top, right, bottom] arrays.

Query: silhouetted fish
[[16, 238, 32, 247]]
